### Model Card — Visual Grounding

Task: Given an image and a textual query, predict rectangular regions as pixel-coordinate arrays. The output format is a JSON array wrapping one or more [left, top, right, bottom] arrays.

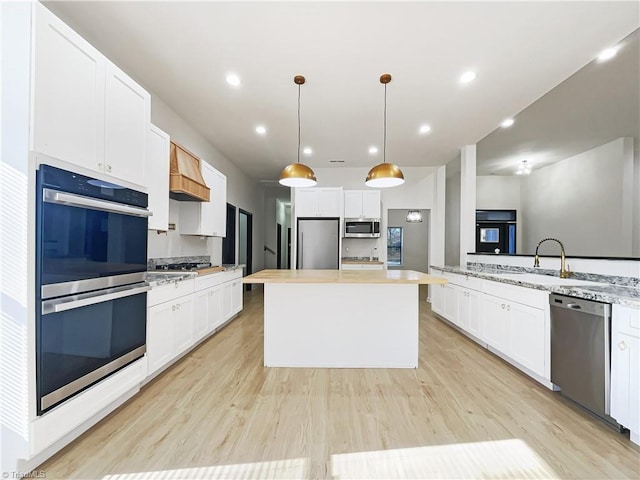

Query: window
[[387, 227, 403, 266]]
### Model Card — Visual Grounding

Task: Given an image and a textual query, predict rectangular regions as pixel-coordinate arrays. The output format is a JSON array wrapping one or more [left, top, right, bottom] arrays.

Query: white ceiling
[[46, 1, 640, 182]]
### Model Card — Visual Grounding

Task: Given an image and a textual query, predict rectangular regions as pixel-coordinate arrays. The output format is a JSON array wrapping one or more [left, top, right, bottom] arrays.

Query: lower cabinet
[[431, 283, 445, 315], [458, 287, 481, 338], [611, 304, 640, 445]]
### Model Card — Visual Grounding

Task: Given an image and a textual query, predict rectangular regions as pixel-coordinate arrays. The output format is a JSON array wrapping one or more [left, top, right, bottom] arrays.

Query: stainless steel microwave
[[344, 218, 381, 238]]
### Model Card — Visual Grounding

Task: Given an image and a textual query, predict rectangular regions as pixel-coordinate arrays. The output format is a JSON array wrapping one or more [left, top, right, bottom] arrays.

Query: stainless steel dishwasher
[[549, 293, 619, 428]]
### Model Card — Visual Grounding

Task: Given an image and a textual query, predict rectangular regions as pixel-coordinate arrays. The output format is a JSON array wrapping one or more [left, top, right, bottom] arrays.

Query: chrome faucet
[[533, 237, 571, 278]]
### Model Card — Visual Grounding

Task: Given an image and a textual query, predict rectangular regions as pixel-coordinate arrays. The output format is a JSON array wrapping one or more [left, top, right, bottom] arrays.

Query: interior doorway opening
[[239, 209, 253, 291]]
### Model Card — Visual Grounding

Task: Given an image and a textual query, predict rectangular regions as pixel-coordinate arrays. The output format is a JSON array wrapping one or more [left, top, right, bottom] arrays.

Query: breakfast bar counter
[[243, 269, 446, 368]]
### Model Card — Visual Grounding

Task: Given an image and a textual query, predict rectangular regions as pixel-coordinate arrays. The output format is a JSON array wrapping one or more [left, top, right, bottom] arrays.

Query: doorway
[[222, 203, 236, 265], [239, 209, 253, 291]]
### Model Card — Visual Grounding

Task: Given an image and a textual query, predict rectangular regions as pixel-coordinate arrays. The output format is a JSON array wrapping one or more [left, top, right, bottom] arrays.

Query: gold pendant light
[[279, 75, 317, 188], [366, 74, 405, 188]]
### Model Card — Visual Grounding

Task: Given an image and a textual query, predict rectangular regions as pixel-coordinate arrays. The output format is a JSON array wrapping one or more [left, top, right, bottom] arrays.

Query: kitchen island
[[243, 269, 446, 368]]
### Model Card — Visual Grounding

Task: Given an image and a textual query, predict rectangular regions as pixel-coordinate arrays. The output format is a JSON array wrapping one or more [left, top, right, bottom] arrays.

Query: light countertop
[[243, 269, 447, 285]]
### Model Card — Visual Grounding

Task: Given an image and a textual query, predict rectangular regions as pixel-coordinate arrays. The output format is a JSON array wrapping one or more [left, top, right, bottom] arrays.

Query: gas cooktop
[[154, 262, 212, 271]]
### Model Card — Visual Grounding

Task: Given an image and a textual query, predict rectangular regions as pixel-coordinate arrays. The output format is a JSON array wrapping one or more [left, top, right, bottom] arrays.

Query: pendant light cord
[[383, 83, 387, 164], [297, 83, 301, 164]]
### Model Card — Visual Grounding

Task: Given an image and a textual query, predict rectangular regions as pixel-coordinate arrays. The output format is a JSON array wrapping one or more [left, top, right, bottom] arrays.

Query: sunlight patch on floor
[[331, 439, 560, 479], [101, 457, 308, 480]]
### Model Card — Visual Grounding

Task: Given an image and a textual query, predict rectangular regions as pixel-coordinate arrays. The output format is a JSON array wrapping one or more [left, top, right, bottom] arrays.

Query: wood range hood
[[169, 141, 211, 202]]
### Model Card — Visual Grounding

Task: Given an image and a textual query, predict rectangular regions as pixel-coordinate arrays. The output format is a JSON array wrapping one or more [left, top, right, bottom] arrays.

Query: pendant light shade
[[279, 75, 317, 188], [365, 73, 404, 188]]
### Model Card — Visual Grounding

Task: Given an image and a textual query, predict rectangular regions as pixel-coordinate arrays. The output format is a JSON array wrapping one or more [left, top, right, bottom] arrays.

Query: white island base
[[264, 282, 418, 368]]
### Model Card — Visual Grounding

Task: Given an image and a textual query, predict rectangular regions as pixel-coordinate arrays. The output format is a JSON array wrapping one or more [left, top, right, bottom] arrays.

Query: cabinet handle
[[506, 305, 511, 311], [501, 304, 505, 309], [172, 305, 176, 311], [618, 341, 627, 351], [107, 165, 112, 172]]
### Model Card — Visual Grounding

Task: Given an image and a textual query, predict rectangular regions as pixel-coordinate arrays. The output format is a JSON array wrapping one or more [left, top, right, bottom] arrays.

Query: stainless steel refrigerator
[[297, 218, 340, 269]]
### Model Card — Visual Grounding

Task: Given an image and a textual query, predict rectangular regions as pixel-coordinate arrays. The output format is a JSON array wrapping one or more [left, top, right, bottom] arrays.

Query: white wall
[[147, 95, 265, 272], [521, 137, 634, 256], [388, 209, 430, 272], [476, 175, 522, 252]]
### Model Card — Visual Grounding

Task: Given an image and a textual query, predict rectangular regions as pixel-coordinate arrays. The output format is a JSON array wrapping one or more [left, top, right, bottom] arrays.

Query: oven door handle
[[42, 284, 151, 315], [43, 189, 152, 217]]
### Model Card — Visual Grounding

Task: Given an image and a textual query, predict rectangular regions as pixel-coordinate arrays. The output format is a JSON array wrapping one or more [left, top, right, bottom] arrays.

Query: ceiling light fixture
[[255, 125, 266, 135], [226, 73, 241, 87], [459, 71, 476, 84], [501, 118, 515, 128], [597, 46, 618, 62], [516, 159, 531, 175], [368, 146, 378, 155], [365, 74, 404, 188], [303, 147, 313, 155], [279, 75, 317, 188], [406, 210, 423, 223], [419, 124, 432, 134]]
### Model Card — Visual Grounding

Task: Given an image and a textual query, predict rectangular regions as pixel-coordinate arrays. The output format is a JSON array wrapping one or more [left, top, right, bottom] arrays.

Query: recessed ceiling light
[[459, 71, 476, 84], [226, 73, 241, 87], [501, 118, 515, 128], [597, 46, 618, 62], [368, 146, 379, 154], [419, 124, 431, 134], [255, 125, 266, 135], [303, 147, 313, 155]]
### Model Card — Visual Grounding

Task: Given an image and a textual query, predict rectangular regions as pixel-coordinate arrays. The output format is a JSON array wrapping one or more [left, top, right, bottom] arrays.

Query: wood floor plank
[[39, 288, 640, 479]]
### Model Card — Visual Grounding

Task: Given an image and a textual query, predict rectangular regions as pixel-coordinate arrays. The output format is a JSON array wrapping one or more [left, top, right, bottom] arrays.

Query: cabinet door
[[443, 284, 457, 324], [611, 310, 640, 432], [431, 284, 445, 315], [173, 296, 195, 354], [344, 191, 363, 218], [509, 303, 545, 376], [32, 3, 105, 171], [466, 290, 483, 340], [147, 125, 170, 230], [210, 169, 227, 237], [199, 163, 216, 235], [209, 285, 224, 332], [456, 288, 470, 331], [194, 290, 209, 340], [231, 279, 243, 315], [482, 295, 510, 352], [361, 190, 381, 218], [223, 282, 234, 320], [295, 189, 319, 217], [147, 302, 175, 376], [318, 189, 341, 217], [104, 62, 150, 188]]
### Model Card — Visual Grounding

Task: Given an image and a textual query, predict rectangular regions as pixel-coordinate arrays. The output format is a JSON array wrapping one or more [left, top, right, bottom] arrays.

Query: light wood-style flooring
[[40, 288, 639, 479]]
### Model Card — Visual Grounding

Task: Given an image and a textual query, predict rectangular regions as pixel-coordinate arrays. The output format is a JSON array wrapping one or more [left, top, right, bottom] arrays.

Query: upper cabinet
[[294, 187, 342, 218], [179, 161, 227, 237], [147, 124, 170, 231], [344, 190, 381, 219], [31, 3, 150, 191]]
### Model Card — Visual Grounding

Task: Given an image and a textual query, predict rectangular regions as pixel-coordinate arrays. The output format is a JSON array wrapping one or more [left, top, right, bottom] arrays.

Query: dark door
[[276, 223, 282, 269], [239, 209, 253, 291], [287, 227, 291, 269], [222, 203, 236, 265]]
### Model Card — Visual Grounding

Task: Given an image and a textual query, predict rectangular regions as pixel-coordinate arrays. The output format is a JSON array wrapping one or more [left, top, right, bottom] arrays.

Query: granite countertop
[[146, 264, 245, 286], [341, 257, 384, 265], [243, 269, 447, 285], [431, 265, 640, 307]]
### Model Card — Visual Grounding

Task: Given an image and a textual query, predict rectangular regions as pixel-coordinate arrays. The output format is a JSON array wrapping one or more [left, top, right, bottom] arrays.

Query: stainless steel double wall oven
[[36, 165, 150, 414]]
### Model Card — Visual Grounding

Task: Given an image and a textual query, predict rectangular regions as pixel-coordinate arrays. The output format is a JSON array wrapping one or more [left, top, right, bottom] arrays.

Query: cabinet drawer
[[443, 272, 482, 291], [148, 279, 194, 306], [613, 304, 640, 338], [482, 280, 548, 309], [195, 272, 228, 291]]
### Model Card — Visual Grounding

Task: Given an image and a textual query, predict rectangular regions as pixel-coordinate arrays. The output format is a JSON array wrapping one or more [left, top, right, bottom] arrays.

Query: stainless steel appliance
[[550, 293, 619, 428], [344, 218, 381, 238], [297, 218, 339, 269], [36, 165, 151, 414]]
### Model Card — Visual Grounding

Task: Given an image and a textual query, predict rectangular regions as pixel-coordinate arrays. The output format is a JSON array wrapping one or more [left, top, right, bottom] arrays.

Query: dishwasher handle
[[566, 303, 582, 310]]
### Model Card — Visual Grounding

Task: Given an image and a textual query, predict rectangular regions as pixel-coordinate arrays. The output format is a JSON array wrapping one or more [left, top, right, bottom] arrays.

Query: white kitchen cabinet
[[443, 283, 457, 325], [146, 301, 174, 376], [482, 294, 510, 354], [341, 263, 384, 270], [147, 124, 170, 230], [32, 2, 105, 171], [195, 284, 224, 336], [344, 190, 381, 218], [104, 62, 150, 188], [431, 283, 445, 315], [456, 287, 481, 335], [295, 187, 342, 217], [611, 304, 640, 445], [31, 3, 150, 190], [508, 302, 546, 376], [180, 162, 226, 236], [231, 279, 243, 316]]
